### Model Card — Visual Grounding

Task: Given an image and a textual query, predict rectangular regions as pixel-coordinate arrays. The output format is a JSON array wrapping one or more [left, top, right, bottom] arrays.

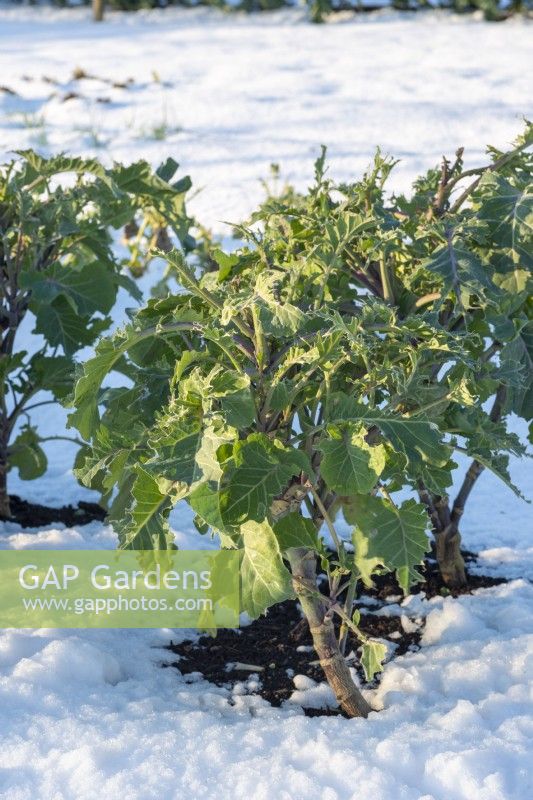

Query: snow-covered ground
[[1, 8, 532, 800], [0, 7, 531, 229]]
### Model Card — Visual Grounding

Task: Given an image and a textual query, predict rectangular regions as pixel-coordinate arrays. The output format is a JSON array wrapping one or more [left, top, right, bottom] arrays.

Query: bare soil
[[166, 553, 505, 717], [0, 495, 106, 528]]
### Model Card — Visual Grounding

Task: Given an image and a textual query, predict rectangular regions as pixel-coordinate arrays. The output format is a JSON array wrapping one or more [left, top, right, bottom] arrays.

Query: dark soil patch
[[365, 548, 506, 602], [165, 554, 507, 717], [0, 495, 106, 528], [166, 599, 419, 718]]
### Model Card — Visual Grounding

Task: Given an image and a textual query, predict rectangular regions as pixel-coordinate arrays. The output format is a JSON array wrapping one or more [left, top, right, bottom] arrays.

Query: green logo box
[[0, 550, 240, 629]]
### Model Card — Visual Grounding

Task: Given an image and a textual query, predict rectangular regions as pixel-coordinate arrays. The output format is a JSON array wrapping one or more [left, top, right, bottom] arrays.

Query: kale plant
[[69, 128, 531, 717], [0, 151, 192, 517], [86, 0, 533, 24], [240, 125, 533, 588]]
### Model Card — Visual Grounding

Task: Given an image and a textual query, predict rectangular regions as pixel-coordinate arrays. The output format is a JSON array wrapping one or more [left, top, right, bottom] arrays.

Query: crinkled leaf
[[144, 423, 203, 488], [319, 424, 386, 495], [328, 394, 452, 471], [348, 495, 429, 593], [195, 423, 236, 482], [23, 260, 117, 316], [361, 640, 388, 681], [220, 435, 307, 526], [68, 313, 199, 439], [16, 150, 108, 182], [189, 481, 240, 544], [218, 388, 255, 429], [240, 519, 294, 618], [34, 296, 109, 356], [8, 427, 47, 480], [351, 526, 385, 588], [501, 322, 533, 420], [476, 174, 533, 269], [273, 513, 321, 552], [464, 447, 527, 500], [112, 160, 188, 199], [29, 355, 73, 400], [423, 237, 495, 306], [68, 336, 128, 439], [118, 466, 178, 550]]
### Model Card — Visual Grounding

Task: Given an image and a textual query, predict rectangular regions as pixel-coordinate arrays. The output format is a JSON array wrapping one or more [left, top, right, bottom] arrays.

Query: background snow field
[[0, 8, 533, 800], [0, 8, 531, 230]]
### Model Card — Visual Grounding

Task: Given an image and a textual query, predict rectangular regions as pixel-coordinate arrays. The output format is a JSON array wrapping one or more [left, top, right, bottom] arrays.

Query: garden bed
[[166, 553, 506, 716], [0, 495, 106, 528]]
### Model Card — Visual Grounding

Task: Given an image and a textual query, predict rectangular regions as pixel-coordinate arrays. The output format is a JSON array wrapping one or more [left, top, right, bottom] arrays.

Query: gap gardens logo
[[0, 550, 240, 629]]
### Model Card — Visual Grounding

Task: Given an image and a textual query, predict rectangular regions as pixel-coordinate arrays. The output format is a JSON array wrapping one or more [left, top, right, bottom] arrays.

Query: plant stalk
[[92, 0, 105, 22], [434, 524, 467, 590], [417, 484, 467, 590], [287, 547, 371, 719], [0, 460, 11, 518]]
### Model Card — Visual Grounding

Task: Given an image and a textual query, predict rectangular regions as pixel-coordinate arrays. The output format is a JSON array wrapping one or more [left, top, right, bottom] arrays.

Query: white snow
[[288, 673, 338, 709], [0, 7, 532, 800], [1, 576, 532, 799], [0, 7, 531, 232]]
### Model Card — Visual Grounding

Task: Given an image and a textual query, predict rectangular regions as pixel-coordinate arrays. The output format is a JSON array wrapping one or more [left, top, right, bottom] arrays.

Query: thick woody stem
[[0, 460, 11, 518], [287, 547, 371, 719], [417, 482, 466, 590], [451, 384, 507, 528], [421, 385, 507, 590]]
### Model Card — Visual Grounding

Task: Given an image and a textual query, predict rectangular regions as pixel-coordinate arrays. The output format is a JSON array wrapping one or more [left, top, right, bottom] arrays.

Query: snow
[[1, 578, 532, 799], [0, 7, 531, 232], [288, 674, 338, 708], [1, 7, 533, 800]]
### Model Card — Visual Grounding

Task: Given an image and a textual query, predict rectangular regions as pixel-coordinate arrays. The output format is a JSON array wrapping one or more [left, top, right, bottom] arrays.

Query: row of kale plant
[[35, 0, 533, 25], [1, 125, 531, 715]]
